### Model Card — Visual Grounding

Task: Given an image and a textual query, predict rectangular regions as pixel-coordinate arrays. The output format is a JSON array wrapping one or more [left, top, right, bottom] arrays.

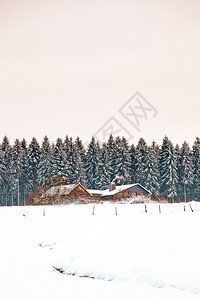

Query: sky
[[0, 0, 199, 147]]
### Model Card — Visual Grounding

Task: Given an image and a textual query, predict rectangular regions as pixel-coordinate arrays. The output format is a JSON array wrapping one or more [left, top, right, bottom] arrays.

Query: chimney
[[109, 182, 116, 192]]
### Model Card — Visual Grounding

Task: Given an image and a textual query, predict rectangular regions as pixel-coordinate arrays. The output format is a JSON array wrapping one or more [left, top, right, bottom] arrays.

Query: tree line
[[0, 135, 199, 205]]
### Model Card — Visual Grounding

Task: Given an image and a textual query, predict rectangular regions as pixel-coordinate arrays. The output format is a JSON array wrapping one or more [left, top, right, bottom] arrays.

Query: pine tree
[[65, 138, 82, 183], [85, 137, 100, 189], [63, 135, 70, 160], [167, 142, 178, 201], [159, 136, 178, 201], [0, 151, 5, 205], [135, 138, 148, 186], [26, 137, 41, 190], [106, 134, 117, 181], [192, 137, 200, 200], [75, 137, 86, 162], [179, 141, 193, 201], [20, 138, 29, 199], [151, 140, 160, 157], [145, 143, 160, 196], [51, 138, 68, 181], [174, 144, 182, 201], [74, 136, 86, 184], [114, 137, 131, 185], [9, 139, 23, 204], [0, 136, 12, 205], [152, 140, 160, 157], [96, 143, 111, 190], [129, 144, 137, 183], [37, 136, 52, 187]]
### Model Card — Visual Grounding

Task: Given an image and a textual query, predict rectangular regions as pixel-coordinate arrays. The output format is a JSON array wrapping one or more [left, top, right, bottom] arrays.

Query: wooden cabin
[[46, 183, 92, 204], [88, 183, 151, 201]]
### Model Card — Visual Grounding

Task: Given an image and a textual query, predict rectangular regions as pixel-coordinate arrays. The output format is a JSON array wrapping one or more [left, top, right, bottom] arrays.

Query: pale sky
[[0, 0, 199, 147]]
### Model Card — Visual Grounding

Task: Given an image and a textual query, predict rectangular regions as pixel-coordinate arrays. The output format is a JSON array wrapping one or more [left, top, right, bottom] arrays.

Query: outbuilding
[[88, 183, 151, 201]]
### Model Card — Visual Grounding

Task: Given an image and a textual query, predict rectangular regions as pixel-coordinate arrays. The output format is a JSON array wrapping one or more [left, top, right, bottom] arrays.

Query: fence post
[[189, 203, 194, 212], [43, 208, 45, 216], [92, 205, 95, 215], [159, 205, 161, 213], [145, 205, 147, 213], [115, 207, 117, 216]]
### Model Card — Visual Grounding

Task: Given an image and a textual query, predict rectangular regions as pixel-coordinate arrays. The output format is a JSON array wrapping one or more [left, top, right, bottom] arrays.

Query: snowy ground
[[1, 202, 200, 300]]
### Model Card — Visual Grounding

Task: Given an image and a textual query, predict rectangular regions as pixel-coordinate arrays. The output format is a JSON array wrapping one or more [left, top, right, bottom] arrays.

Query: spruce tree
[[96, 143, 111, 190], [179, 141, 193, 201], [0, 150, 5, 205], [51, 138, 68, 181], [0, 136, 12, 204], [26, 137, 41, 190], [20, 138, 29, 199], [74, 136, 86, 184], [159, 136, 178, 202], [65, 138, 82, 183], [106, 134, 117, 181], [135, 138, 148, 186], [114, 137, 131, 185], [145, 143, 160, 196], [129, 144, 137, 183], [174, 144, 182, 201], [192, 137, 200, 200], [37, 136, 52, 187], [85, 137, 100, 189], [10, 139, 22, 204]]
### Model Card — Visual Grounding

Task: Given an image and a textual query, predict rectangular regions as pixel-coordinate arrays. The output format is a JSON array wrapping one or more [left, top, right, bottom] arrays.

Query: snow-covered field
[[1, 202, 200, 300]]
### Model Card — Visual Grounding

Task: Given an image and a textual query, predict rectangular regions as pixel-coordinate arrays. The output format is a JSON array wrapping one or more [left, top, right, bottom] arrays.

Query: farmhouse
[[45, 183, 92, 204], [34, 182, 151, 205], [88, 182, 151, 201]]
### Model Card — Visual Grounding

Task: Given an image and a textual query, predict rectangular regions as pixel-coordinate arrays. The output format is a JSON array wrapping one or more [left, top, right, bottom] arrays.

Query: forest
[[0, 135, 199, 205]]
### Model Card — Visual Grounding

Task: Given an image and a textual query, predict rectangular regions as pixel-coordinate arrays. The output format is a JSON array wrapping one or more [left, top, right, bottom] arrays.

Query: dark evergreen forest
[[0, 135, 199, 205]]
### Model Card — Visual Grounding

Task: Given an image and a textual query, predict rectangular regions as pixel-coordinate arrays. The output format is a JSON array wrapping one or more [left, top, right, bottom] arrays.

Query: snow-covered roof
[[46, 183, 150, 198], [101, 183, 151, 197], [87, 189, 103, 195], [46, 184, 79, 196]]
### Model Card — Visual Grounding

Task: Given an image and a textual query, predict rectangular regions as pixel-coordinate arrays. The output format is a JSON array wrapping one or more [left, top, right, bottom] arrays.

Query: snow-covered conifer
[[114, 137, 131, 185], [129, 144, 137, 183], [179, 141, 193, 201], [159, 136, 178, 201], [145, 143, 160, 196], [85, 137, 100, 189], [106, 134, 117, 181], [0, 136, 12, 201], [65, 138, 82, 183], [9, 139, 24, 205], [192, 138, 200, 199], [37, 136, 52, 187], [135, 138, 148, 186], [96, 143, 111, 190], [74, 137, 86, 184], [174, 144, 182, 201], [26, 137, 41, 190], [20, 138, 29, 198], [51, 138, 67, 180]]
